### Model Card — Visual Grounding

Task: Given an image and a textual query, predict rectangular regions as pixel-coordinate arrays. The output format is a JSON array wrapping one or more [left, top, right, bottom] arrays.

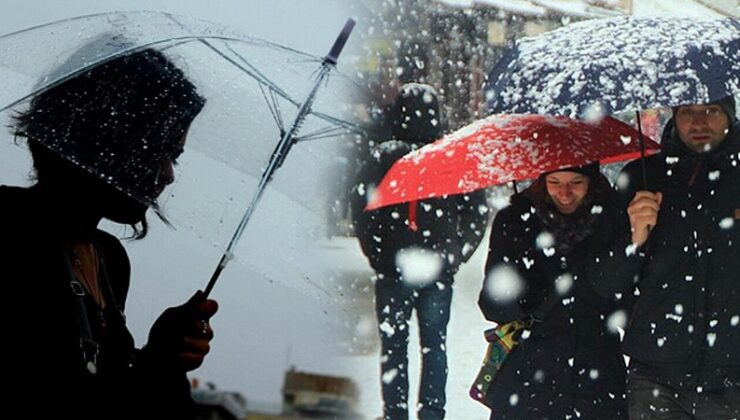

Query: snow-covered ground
[[326, 234, 493, 419]]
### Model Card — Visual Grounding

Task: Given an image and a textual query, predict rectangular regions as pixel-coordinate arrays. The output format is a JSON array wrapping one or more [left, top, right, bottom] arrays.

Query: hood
[[390, 83, 443, 144]]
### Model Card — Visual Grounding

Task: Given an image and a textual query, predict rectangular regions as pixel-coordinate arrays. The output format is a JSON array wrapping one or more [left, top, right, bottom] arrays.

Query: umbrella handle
[[635, 111, 648, 190]]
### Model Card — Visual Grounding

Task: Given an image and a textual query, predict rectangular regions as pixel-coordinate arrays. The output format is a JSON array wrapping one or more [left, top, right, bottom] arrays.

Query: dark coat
[[350, 139, 489, 278], [1, 185, 195, 419], [479, 179, 627, 419], [588, 119, 740, 392]]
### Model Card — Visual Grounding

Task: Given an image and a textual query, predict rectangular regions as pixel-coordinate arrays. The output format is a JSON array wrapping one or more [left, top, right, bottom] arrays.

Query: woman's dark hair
[[12, 48, 205, 238]]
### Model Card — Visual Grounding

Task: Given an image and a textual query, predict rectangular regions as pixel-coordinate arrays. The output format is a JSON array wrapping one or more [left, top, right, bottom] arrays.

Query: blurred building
[[409, 0, 626, 128], [693, 0, 738, 16], [193, 368, 361, 420], [281, 368, 361, 419]]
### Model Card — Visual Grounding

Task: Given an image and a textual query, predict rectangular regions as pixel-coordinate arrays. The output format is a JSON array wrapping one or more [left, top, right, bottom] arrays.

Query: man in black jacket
[[590, 96, 740, 418], [351, 83, 489, 420]]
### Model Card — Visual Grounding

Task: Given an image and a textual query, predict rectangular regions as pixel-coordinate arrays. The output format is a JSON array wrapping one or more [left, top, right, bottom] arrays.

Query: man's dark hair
[[12, 48, 206, 238]]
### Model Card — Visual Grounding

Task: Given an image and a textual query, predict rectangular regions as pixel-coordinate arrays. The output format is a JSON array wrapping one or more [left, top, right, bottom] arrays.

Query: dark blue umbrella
[[486, 17, 739, 118]]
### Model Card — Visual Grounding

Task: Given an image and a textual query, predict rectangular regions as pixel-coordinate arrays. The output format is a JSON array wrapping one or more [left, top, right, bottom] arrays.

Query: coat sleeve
[[586, 166, 646, 298], [478, 208, 553, 324], [457, 189, 490, 263]]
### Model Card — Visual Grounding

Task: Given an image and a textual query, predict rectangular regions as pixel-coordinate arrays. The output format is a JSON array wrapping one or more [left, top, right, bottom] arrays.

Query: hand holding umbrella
[[145, 290, 219, 372]]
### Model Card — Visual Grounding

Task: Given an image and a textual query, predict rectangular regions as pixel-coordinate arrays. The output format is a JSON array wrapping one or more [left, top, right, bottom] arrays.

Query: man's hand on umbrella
[[145, 290, 219, 372], [628, 191, 663, 247]]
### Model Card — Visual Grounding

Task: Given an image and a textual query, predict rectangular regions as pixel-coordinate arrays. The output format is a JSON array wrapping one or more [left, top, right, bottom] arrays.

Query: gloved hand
[[144, 290, 218, 372]]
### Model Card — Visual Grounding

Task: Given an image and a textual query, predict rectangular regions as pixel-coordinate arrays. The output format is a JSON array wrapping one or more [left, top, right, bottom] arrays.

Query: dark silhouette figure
[[3, 48, 217, 419]]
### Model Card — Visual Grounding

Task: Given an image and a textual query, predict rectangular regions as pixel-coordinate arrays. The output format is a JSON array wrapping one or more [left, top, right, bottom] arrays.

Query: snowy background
[[0, 0, 735, 418], [327, 1, 734, 419]]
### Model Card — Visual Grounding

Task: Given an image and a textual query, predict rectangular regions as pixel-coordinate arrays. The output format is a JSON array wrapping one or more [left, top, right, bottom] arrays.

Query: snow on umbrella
[[0, 11, 361, 298], [486, 17, 739, 118], [366, 114, 660, 210]]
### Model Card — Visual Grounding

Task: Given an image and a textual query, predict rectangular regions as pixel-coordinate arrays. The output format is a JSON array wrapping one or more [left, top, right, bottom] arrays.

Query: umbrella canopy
[[0, 11, 362, 298], [0, 11, 362, 211], [366, 114, 660, 210], [486, 17, 739, 118]]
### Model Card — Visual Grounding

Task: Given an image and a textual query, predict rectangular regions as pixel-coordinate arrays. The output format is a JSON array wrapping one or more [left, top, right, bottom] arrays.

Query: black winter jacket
[[1, 185, 195, 419], [479, 181, 627, 418], [351, 139, 489, 277], [588, 120, 740, 391]]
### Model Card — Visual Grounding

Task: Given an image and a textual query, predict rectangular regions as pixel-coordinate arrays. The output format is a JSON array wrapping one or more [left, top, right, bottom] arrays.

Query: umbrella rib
[[297, 126, 349, 142], [194, 40, 364, 137], [309, 111, 366, 136], [199, 39, 299, 106], [257, 83, 285, 134], [271, 88, 286, 132]]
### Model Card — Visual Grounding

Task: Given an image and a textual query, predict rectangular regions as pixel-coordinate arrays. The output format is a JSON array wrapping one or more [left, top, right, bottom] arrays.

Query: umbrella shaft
[[204, 253, 230, 298], [203, 64, 333, 296], [227, 63, 331, 252], [636, 111, 648, 190]]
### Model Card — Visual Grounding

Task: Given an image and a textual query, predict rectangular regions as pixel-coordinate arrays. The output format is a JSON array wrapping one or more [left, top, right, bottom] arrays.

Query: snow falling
[[395, 247, 444, 286], [484, 264, 525, 303]]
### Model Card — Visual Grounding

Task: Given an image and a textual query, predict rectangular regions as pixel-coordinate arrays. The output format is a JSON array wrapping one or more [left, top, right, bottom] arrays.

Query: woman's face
[[545, 171, 590, 215], [102, 132, 188, 224], [151, 132, 187, 199]]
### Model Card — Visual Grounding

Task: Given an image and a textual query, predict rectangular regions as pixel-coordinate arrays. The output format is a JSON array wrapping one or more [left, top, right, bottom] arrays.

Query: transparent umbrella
[[0, 11, 364, 298]]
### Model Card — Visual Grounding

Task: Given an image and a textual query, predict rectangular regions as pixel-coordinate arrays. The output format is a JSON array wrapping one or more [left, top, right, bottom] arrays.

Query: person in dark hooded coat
[[351, 83, 489, 420], [479, 163, 628, 419], [588, 96, 740, 418]]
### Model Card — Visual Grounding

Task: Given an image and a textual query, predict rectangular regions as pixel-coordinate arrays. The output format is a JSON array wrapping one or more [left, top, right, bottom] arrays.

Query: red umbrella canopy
[[366, 114, 660, 210]]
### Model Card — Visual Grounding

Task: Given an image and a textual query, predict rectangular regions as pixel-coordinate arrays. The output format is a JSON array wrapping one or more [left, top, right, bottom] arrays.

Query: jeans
[[627, 372, 740, 419], [375, 272, 453, 420]]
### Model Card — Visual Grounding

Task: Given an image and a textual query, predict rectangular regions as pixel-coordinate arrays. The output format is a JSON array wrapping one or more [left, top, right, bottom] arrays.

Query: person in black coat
[[479, 163, 628, 419], [2, 48, 217, 419], [588, 96, 740, 418], [351, 83, 489, 420]]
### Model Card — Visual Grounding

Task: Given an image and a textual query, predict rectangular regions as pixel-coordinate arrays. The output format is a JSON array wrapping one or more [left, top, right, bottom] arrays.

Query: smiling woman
[[545, 171, 591, 215], [1, 48, 218, 420], [478, 161, 629, 418]]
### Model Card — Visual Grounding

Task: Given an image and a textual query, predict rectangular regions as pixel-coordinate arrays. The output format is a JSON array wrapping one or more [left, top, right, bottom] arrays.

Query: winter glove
[[143, 290, 218, 372]]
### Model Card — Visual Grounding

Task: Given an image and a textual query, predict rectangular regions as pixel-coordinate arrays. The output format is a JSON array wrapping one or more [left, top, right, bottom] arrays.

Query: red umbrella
[[366, 114, 660, 211]]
